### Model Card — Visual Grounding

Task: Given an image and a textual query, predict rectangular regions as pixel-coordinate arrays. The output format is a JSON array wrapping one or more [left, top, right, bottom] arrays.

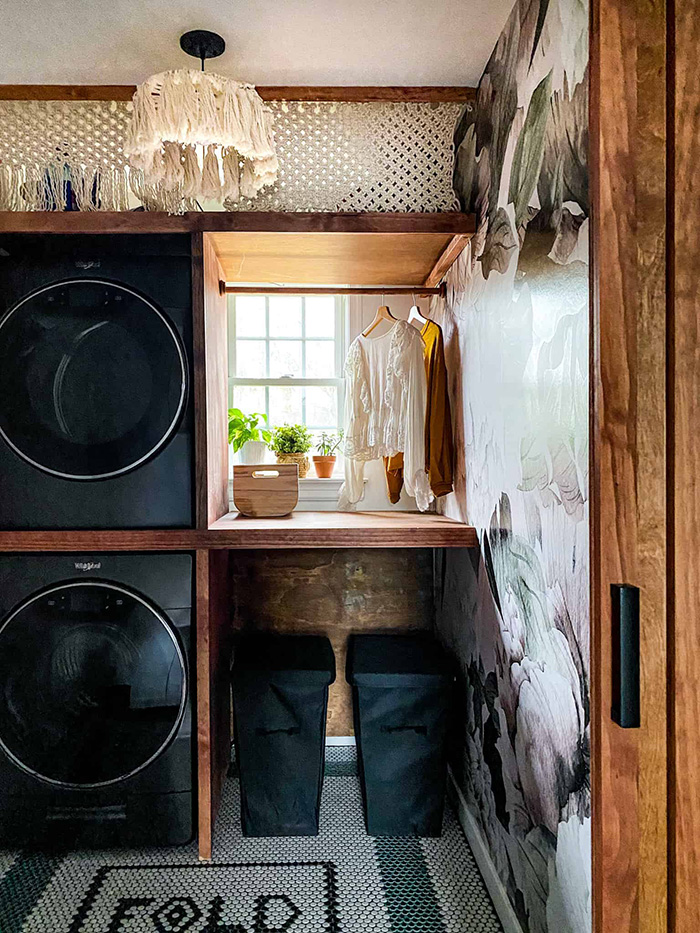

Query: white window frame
[[227, 294, 347, 436]]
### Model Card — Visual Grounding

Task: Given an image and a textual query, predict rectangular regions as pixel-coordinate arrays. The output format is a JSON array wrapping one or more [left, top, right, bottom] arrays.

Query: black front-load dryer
[[0, 234, 193, 528], [0, 552, 193, 847]]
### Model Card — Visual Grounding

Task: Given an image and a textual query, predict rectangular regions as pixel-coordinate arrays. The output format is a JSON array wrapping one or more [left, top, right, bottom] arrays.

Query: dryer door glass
[[0, 582, 187, 787], [0, 279, 187, 479]]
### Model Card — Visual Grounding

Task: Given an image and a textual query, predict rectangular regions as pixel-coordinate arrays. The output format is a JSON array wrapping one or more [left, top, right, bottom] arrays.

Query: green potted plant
[[228, 408, 272, 464], [270, 423, 313, 478], [313, 431, 344, 478]]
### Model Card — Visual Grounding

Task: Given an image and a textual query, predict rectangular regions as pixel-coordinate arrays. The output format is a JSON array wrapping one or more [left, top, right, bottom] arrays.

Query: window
[[228, 294, 345, 440]]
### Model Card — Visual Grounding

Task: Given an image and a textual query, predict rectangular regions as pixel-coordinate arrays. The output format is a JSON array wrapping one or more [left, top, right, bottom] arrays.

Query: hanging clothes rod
[[220, 283, 446, 297]]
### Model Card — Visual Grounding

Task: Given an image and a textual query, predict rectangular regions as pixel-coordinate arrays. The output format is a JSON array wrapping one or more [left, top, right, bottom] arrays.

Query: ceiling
[[1, 0, 513, 87]]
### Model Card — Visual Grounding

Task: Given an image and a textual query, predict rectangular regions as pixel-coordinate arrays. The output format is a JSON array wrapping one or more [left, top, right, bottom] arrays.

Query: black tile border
[[67, 860, 339, 933]]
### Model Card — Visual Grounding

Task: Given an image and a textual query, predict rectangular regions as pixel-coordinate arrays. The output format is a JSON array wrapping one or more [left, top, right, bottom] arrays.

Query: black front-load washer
[[0, 234, 193, 529], [0, 552, 194, 847]]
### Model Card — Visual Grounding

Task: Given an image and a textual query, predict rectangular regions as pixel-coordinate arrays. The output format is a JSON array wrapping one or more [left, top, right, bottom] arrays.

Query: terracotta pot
[[312, 455, 337, 479], [275, 451, 310, 478]]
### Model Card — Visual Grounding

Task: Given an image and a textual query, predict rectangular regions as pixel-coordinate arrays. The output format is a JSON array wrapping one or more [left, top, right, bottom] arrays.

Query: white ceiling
[[1, 0, 513, 87]]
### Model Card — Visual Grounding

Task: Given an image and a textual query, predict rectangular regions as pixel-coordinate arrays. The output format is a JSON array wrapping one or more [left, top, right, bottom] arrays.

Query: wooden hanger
[[362, 301, 398, 337]]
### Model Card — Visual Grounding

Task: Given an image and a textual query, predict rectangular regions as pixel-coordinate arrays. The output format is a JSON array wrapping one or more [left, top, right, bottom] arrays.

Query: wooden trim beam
[[0, 84, 476, 103], [0, 211, 476, 236], [423, 234, 472, 287]]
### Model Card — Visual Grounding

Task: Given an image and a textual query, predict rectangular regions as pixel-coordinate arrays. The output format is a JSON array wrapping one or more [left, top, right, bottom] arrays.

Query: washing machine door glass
[[0, 278, 187, 479], [0, 582, 187, 787]]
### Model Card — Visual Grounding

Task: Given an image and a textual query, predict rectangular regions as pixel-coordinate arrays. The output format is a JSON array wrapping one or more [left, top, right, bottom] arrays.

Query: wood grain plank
[[193, 233, 231, 529], [0, 512, 479, 550], [0, 85, 476, 103], [209, 230, 465, 287], [671, 1, 700, 928], [423, 234, 471, 287], [590, 0, 669, 928], [208, 549, 232, 858], [0, 85, 137, 100], [196, 549, 232, 861], [206, 510, 478, 548], [636, 0, 669, 926], [0, 211, 476, 236], [590, 0, 640, 922], [203, 234, 230, 527]]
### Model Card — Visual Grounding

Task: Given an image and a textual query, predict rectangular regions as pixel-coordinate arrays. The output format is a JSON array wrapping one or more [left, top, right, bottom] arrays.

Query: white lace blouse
[[338, 320, 432, 511]]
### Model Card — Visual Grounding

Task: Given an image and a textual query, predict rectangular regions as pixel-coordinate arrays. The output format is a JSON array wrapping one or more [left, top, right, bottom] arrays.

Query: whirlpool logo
[[74, 561, 102, 572]]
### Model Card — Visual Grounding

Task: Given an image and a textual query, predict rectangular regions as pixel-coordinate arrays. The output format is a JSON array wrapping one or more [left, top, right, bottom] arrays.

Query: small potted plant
[[313, 431, 343, 478], [228, 408, 272, 465], [270, 423, 313, 478]]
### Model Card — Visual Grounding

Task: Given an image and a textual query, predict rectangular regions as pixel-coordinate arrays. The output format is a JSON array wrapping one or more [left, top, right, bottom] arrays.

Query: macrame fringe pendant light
[[124, 30, 278, 212]]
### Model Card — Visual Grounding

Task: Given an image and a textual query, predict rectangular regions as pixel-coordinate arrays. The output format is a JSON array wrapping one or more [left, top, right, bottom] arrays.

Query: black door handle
[[611, 584, 640, 728]]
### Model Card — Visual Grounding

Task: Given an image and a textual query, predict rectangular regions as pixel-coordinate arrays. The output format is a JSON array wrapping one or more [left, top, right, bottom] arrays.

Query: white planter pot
[[237, 440, 268, 465]]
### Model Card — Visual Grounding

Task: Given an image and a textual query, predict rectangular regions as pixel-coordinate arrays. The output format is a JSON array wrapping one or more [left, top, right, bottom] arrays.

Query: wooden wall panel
[[196, 549, 232, 861], [193, 232, 229, 530], [670, 4, 700, 929], [230, 549, 434, 735], [590, 0, 668, 929]]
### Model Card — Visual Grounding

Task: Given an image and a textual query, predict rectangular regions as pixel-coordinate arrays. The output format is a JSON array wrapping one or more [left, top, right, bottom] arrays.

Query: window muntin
[[229, 294, 345, 438]]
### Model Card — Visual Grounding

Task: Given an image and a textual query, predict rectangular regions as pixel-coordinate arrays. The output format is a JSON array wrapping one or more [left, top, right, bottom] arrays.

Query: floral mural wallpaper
[[431, 1, 590, 931]]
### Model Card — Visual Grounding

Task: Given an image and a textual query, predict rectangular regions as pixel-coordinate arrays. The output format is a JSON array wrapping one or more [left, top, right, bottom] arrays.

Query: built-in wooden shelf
[[207, 510, 478, 548], [0, 512, 477, 552], [210, 230, 472, 287], [0, 216, 477, 862]]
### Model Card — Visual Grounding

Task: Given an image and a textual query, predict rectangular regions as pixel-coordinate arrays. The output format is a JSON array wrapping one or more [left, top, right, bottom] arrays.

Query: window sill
[[298, 476, 344, 502]]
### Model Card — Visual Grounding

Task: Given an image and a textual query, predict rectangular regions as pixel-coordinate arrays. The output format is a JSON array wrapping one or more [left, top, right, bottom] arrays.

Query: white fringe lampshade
[[124, 69, 278, 207]]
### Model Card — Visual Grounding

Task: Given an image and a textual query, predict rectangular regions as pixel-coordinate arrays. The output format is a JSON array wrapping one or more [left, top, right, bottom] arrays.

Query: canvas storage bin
[[347, 633, 454, 837], [232, 633, 335, 836]]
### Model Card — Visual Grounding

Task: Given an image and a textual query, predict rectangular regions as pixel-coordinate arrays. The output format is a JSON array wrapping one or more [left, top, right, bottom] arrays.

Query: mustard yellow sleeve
[[383, 453, 404, 504]]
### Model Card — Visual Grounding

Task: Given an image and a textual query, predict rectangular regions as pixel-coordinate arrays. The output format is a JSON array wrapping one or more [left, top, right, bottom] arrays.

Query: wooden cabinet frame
[[0, 213, 478, 860]]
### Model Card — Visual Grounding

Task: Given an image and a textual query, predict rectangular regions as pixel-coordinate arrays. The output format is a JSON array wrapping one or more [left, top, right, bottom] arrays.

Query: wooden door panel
[[590, 0, 669, 929], [671, 3, 700, 928]]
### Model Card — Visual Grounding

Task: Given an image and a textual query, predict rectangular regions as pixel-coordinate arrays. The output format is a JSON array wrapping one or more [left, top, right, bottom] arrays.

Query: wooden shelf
[[0, 512, 477, 551], [0, 211, 476, 237], [209, 230, 472, 287], [207, 510, 477, 548]]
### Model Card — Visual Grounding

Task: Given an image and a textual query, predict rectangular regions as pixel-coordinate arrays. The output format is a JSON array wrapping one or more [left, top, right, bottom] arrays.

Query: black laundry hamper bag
[[347, 633, 454, 837], [232, 633, 336, 836]]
